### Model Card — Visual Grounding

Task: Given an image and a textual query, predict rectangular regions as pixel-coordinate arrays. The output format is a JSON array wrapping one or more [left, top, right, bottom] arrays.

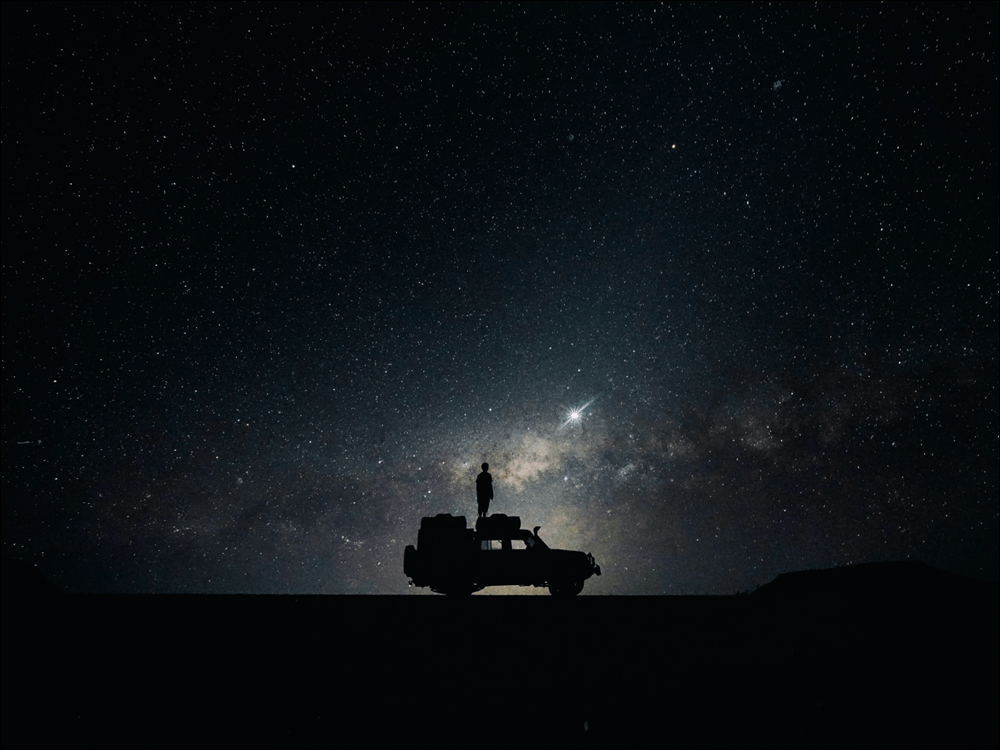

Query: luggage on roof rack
[[475, 514, 521, 536], [417, 514, 471, 552], [420, 513, 467, 532]]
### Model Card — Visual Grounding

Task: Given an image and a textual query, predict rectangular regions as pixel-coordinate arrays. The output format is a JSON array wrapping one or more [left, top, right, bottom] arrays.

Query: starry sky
[[3, 2, 997, 594]]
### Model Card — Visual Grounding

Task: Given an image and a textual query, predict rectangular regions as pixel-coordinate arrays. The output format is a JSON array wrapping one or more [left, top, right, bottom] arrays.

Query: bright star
[[560, 398, 596, 429]]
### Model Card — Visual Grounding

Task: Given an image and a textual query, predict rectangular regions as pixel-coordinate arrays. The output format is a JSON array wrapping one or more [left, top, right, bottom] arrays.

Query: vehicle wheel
[[549, 579, 584, 597], [403, 545, 418, 577]]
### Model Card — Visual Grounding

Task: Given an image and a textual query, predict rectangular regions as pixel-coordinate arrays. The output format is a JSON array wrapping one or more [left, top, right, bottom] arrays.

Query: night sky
[[3, 2, 996, 594]]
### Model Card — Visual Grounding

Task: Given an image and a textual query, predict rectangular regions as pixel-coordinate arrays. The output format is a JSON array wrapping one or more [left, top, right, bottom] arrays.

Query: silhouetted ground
[[2, 561, 996, 749]]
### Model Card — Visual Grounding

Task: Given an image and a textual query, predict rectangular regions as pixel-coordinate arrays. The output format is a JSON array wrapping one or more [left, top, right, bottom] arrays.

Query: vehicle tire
[[403, 545, 418, 577], [549, 579, 584, 597]]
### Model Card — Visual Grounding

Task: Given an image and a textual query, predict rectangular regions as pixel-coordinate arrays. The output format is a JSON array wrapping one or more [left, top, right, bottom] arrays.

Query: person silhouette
[[476, 462, 493, 518]]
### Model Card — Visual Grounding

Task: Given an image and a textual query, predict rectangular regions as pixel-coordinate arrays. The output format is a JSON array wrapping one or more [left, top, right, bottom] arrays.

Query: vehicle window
[[480, 539, 528, 551]]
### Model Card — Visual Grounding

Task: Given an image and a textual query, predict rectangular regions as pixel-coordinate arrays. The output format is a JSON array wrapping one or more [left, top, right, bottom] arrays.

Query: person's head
[[482, 462, 489, 472]]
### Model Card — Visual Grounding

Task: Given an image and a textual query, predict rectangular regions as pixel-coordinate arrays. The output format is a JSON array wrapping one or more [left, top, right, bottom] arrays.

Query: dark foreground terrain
[[2, 561, 997, 749]]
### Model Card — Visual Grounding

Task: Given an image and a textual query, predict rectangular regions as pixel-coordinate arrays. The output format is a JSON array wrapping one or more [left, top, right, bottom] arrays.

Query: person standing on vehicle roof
[[476, 462, 493, 518]]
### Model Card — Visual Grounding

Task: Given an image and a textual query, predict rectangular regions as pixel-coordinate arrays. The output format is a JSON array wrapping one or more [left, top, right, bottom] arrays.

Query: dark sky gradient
[[3, 2, 997, 594]]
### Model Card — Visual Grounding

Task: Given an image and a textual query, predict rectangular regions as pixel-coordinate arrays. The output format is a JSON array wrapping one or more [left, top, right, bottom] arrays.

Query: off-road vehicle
[[404, 513, 601, 596]]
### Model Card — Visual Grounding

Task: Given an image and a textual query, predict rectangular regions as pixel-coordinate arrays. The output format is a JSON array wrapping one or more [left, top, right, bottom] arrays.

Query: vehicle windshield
[[525, 529, 550, 551]]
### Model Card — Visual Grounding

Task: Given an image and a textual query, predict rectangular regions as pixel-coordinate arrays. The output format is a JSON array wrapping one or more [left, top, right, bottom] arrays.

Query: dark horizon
[[3, 568, 997, 749], [2, 2, 997, 595]]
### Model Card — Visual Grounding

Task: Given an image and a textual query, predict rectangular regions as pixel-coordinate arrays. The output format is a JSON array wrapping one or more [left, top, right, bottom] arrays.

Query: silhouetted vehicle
[[404, 513, 601, 596]]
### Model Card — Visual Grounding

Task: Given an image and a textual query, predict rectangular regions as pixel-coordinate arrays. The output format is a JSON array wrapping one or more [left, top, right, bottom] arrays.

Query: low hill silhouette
[[751, 559, 993, 601], [1, 556, 62, 599]]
